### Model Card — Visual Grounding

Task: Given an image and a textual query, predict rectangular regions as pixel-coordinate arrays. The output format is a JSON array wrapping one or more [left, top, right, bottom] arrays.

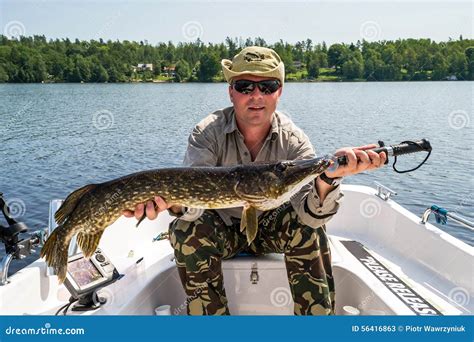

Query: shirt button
[[244, 152, 248, 156]]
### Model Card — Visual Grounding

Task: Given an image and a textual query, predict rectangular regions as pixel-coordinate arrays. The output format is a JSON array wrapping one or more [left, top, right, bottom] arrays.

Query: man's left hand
[[324, 144, 387, 179]]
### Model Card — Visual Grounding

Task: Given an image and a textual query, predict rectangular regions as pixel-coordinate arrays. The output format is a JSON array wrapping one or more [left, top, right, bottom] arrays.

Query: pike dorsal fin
[[240, 206, 258, 245], [55, 184, 98, 225]]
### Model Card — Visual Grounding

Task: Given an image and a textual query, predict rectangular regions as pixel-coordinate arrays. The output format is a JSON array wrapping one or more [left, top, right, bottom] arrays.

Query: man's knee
[[168, 210, 222, 255]]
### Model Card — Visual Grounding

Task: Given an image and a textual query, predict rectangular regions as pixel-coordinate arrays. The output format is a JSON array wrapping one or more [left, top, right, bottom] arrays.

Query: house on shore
[[132, 64, 153, 72]]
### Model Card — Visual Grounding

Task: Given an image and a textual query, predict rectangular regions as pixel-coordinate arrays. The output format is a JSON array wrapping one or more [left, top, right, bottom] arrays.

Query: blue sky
[[1, 0, 472, 44]]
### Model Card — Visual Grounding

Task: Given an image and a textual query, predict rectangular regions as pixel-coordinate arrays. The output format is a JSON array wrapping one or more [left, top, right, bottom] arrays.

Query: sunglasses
[[232, 79, 281, 95]]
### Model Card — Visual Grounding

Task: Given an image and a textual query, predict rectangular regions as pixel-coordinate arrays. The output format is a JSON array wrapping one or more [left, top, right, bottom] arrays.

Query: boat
[[0, 182, 472, 316]]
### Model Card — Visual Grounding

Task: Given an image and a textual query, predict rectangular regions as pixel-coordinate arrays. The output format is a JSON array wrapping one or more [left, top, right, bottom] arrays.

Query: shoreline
[[2, 79, 471, 84]]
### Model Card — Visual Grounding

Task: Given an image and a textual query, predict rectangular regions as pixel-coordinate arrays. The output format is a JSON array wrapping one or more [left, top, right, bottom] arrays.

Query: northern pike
[[41, 157, 331, 283]]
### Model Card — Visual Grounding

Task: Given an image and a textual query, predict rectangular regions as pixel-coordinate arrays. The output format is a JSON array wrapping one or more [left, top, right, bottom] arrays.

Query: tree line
[[0, 35, 472, 83]]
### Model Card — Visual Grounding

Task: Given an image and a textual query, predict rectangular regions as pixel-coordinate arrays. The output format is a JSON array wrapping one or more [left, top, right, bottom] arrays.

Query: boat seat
[[226, 235, 343, 264]]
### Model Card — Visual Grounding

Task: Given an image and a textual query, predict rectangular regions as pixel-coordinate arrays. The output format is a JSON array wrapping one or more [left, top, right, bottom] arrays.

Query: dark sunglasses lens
[[233, 80, 280, 94], [233, 81, 255, 94], [257, 80, 280, 94]]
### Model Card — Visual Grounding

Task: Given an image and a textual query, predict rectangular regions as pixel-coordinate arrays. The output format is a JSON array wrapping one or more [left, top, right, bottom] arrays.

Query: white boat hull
[[1, 185, 472, 316]]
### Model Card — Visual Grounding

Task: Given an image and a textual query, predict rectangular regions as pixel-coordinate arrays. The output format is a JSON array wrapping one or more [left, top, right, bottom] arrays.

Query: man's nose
[[249, 86, 264, 98]]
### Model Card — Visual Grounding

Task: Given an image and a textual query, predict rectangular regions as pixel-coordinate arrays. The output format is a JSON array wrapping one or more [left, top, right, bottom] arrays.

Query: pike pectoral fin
[[240, 206, 258, 245], [76, 230, 105, 259]]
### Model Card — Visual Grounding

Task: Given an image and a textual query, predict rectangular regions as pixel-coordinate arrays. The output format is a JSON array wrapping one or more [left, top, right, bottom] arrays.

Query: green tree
[[30, 55, 47, 82], [342, 58, 363, 79], [307, 58, 320, 79], [0, 35, 472, 83], [225, 37, 238, 58], [316, 52, 328, 68], [431, 53, 448, 80], [0, 65, 9, 82], [327, 43, 349, 74], [403, 48, 418, 78], [68, 67, 83, 82], [141, 70, 152, 81], [175, 59, 191, 82], [152, 61, 162, 77], [448, 51, 467, 79], [74, 56, 91, 81], [107, 65, 120, 82], [91, 64, 109, 82], [254, 37, 267, 47], [464, 47, 474, 80], [197, 53, 220, 82]]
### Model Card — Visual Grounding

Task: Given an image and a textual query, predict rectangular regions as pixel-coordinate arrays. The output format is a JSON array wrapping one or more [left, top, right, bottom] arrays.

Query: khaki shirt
[[183, 106, 343, 228]]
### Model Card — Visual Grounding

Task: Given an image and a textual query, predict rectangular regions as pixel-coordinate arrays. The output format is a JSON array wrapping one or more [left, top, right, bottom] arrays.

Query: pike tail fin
[[40, 227, 70, 284]]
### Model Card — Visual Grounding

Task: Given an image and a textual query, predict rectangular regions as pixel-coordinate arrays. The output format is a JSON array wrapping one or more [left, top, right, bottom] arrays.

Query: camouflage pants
[[168, 203, 335, 315]]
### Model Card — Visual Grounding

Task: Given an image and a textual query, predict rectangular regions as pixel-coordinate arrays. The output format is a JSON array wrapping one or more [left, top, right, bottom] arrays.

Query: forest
[[0, 35, 472, 83]]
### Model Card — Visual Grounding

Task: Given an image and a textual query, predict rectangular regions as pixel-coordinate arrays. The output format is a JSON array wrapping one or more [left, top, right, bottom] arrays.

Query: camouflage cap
[[221, 46, 285, 85]]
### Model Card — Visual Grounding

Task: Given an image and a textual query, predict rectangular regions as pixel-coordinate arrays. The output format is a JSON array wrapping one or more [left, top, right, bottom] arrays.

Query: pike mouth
[[282, 158, 332, 185]]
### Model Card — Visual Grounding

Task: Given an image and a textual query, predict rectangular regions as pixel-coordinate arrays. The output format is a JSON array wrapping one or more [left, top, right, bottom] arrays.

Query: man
[[123, 46, 386, 315]]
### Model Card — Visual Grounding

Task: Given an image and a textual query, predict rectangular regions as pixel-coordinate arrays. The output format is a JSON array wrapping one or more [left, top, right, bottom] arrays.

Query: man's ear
[[275, 87, 283, 103], [228, 85, 234, 103]]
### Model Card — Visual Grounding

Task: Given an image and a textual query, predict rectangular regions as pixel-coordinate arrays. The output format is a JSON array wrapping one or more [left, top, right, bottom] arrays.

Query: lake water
[[0, 82, 473, 273]]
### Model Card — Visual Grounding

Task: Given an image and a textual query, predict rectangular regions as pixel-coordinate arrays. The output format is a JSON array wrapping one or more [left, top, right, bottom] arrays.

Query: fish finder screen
[[68, 257, 103, 286]]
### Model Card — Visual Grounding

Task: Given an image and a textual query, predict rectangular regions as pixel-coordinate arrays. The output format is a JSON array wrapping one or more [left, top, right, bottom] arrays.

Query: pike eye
[[276, 163, 287, 173]]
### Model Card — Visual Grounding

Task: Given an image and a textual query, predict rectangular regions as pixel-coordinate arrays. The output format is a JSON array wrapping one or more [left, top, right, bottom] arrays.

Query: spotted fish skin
[[40, 157, 331, 283]]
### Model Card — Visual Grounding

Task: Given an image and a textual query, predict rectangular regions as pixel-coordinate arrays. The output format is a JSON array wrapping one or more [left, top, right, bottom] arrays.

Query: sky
[[0, 0, 472, 45]]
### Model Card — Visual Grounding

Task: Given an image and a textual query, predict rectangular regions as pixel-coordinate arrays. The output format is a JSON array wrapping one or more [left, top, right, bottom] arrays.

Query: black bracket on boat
[[0, 192, 45, 285], [336, 138, 432, 173]]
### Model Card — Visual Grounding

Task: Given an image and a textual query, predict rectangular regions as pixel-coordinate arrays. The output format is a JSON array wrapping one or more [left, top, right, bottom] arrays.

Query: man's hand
[[325, 144, 387, 179], [122, 196, 182, 220]]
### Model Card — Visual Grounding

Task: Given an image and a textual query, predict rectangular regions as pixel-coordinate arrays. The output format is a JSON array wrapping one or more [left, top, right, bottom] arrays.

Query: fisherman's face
[[229, 75, 282, 128]]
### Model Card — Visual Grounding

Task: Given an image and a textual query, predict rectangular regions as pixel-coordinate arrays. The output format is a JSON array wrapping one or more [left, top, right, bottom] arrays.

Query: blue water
[[0, 82, 473, 273]]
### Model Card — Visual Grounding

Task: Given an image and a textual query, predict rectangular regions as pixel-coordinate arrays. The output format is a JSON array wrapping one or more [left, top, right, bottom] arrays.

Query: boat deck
[[0, 184, 472, 316]]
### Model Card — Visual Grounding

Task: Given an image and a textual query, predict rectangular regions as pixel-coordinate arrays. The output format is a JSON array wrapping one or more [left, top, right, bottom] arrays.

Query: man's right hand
[[122, 196, 182, 220]]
